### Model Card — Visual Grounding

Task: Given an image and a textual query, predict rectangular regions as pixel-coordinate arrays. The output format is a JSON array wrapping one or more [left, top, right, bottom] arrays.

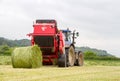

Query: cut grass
[[0, 55, 120, 81], [0, 55, 11, 65], [0, 65, 120, 81]]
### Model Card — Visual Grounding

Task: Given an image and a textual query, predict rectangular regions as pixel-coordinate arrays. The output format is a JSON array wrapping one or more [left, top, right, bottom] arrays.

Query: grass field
[[1, 55, 120, 66], [0, 55, 120, 81], [85, 59, 120, 66], [0, 65, 120, 81], [0, 55, 11, 65]]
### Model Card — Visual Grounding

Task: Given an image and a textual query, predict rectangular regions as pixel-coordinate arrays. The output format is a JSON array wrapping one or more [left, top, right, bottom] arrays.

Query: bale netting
[[11, 45, 42, 68]]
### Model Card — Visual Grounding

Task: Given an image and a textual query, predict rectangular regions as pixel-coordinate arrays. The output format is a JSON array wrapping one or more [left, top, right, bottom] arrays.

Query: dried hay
[[11, 45, 42, 68]]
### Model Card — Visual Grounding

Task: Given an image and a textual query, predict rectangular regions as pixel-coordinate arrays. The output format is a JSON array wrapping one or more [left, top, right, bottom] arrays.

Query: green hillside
[[0, 37, 30, 47], [0, 37, 118, 58], [76, 47, 115, 57]]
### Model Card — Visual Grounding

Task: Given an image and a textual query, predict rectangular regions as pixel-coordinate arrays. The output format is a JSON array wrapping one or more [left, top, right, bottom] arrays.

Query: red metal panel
[[59, 31, 65, 54], [33, 24, 56, 34]]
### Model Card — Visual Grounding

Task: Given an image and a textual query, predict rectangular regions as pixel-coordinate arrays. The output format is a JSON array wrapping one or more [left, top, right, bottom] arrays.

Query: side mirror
[[76, 32, 79, 37]]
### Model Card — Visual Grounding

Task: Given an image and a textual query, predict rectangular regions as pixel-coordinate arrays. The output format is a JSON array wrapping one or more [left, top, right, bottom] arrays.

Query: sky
[[0, 0, 120, 57]]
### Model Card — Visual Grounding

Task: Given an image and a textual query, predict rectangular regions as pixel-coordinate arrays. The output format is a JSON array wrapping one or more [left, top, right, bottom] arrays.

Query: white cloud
[[0, 0, 120, 57]]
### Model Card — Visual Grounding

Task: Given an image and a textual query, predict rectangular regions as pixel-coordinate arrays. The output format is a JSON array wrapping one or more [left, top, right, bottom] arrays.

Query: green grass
[[0, 55, 120, 66], [0, 55, 11, 65], [85, 59, 120, 66], [0, 65, 120, 81], [0, 55, 120, 81]]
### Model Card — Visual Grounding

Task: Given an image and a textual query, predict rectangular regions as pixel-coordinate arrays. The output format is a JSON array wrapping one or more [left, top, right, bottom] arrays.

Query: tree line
[[0, 37, 30, 55], [0, 37, 30, 47], [0, 37, 120, 60]]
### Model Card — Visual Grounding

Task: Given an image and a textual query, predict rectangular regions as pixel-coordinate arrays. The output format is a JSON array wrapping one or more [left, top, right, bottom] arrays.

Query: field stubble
[[0, 65, 120, 81]]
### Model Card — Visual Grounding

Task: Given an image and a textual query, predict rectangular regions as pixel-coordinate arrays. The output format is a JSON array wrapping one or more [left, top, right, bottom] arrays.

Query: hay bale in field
[[11, 45, 42, 68]]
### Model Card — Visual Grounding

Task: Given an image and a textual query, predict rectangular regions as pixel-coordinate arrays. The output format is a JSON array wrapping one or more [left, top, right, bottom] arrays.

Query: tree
[[84, 51, 97, 59], [0, 45, 11, 55]]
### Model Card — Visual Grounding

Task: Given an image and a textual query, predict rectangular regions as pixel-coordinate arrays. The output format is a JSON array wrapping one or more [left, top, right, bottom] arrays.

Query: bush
[[84, 51, 97, 59], [0, 45, 13, 55], [84, 51, 120, 60], [85, 59, 120, 66], [95, 56, 120, 60]]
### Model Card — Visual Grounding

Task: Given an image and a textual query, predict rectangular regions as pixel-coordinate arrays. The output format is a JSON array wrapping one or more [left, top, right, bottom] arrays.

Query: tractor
[[28, 19, 84, 67]]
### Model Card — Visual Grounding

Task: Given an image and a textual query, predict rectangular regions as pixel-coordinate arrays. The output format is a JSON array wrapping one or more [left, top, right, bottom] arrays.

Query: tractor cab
[[61, 29, 72, 48], [61, 28, 79, 48]]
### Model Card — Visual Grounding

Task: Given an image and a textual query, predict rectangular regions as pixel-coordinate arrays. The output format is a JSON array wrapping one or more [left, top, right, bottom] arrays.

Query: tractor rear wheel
[[67, 46, 75, 66], [76, 51, 84, 66]]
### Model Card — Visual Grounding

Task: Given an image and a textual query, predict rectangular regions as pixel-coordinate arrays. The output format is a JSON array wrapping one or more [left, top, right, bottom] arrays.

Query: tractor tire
[[66, 46, 75, 66], [58, 54, 67, 67], [76, 51, 84, 66]]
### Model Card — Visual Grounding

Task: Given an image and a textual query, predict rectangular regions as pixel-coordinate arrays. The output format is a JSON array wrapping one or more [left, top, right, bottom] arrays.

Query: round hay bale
[[11, 45, 42, 68]]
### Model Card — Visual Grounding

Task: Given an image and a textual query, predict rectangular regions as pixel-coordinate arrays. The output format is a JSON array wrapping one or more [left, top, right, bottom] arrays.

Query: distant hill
[[0, 37, 31, 47], [76, 47, 114, 57], [0, 37, 115, 57]]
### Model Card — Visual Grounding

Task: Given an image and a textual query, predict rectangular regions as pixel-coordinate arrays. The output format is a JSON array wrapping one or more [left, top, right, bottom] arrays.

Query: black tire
[[66, 46, 75, 66], [76, 51, 84, 66], [58, 54, 67, 67]]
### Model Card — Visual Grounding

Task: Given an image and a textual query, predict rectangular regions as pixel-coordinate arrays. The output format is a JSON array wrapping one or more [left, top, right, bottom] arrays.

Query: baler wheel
[[58, 54, 67, 67]]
